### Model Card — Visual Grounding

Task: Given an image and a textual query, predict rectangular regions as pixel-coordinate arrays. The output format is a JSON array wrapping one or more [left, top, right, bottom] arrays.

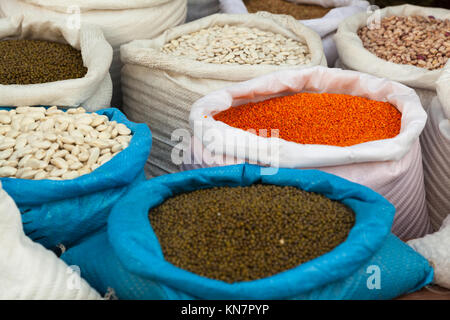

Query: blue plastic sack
[[0, 108, 151, 249], [63, 164, 432, 299]]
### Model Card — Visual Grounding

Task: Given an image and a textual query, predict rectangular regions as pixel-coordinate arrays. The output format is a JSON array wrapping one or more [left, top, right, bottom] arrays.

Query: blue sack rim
[[0, 107, 152, 206], [108, 164, 395, 300]]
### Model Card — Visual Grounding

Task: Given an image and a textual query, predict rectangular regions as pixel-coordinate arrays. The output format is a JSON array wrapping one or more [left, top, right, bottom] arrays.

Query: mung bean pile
[[161, 25, 311, 65], [358, 15, 450, 70], [0, 39, 87, 85], [213, 92, 402, 147], [149, 184, 355, 283], [244, 0, 332, 20], [0, 107, 132, 180]]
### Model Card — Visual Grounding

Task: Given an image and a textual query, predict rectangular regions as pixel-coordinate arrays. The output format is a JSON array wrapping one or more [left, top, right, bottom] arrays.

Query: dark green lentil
[[0, 39, 87, 85], [149, 184, 355, 283]]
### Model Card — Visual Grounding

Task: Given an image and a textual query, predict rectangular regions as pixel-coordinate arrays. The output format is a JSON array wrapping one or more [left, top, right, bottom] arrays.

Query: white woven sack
[[0, 15, 112, 112], [420, 68, 450, 231], [335, 4, 450, 92], [187, 0, 221, 22], [408, 216, 450, 289], [335, 5, 450, 231], [0, 0, 188, 108], [220, 0, 369, 66], [121, 12, 326, 176], [185, 66, 431, 240], [0, 182, 101, 300]]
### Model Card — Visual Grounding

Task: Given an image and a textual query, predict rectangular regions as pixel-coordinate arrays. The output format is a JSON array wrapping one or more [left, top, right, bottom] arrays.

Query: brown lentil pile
[[244, 0, 332, 20], [0, 39, 87, 85], [149, 184, 355, 283], [358, 15, 450, 70]]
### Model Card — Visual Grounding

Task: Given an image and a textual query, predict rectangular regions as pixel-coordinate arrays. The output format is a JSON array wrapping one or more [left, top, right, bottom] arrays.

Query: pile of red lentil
[[213, 92, 402, 147]]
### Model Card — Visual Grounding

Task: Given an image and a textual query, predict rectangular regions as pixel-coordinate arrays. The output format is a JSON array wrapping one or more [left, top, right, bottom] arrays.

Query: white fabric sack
[[187, 0, 221, 22], [0, 182, 101, 300], [121, 12, 326, 176], [185, 66, 431, 240], [420, 68, 450, 231], [408, 215, 450, 289], [0, 0, 188, 108], [335, 5, 450, 231], [220, 0, 370, 66], [335, 4, 450, 92], [0, 15, 112, 112]]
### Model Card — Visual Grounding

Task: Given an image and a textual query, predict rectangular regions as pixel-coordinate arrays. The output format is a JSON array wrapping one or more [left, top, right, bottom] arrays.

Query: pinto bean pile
[[358, 15, 450, 70]]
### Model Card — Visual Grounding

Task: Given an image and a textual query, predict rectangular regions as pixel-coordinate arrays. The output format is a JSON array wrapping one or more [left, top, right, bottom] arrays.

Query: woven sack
[[121, 12, 326, 176], [408, 216, 450, 289], [334, 4, 450, 110], [419, 66, 450, 231], [0, 108, 152, 249], [0, 0, 187, 108], [221, 0, 370, 66], [184, 66, 431, 241], [0, 183, 101, 300], [62, 164, 433, 300], [0, 15, 112, 112]]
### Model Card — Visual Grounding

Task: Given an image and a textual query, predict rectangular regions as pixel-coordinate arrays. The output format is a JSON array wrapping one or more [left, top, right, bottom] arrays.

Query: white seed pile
[[358, 15, 450, 70], [162, 25, 312, 65], [0, 106, 132, 180]]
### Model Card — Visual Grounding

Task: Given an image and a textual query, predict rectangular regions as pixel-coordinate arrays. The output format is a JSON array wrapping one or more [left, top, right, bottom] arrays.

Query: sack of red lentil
[[0, 15, 112, 111], [334, 4, 450, 111], [185, 66, 430, 241], [120, 12, 326, 176], [0, 183, 101, 299], [61, 164, 433, 300], [420, 66, 450, 231], [221, 0, 370, 66], [0, 107, 151, 250], [0, 0, 187, 108]]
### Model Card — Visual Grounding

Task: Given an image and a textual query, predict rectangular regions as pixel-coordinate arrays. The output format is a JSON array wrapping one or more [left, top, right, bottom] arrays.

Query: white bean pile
[[0, 107, 132, 180], [162, 25, 312, 65]]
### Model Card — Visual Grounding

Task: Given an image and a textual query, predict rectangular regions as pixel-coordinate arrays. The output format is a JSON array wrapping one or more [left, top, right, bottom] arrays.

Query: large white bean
[[0, 107, 132, 180], [0, 166, 17, 177]]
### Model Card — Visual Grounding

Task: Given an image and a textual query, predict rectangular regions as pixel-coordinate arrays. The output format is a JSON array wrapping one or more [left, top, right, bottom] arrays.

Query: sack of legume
[[187, 0, 220, 22], [408, 215, 450, 290], [185, 66, 430, 241], [0, 15, 112, 112], [120, 12, 326, 176], [420, 66, 450, 231], [0, 0, 187, 108], [61, 164, 433, 300], [334, 4, 450, 110], [221, 0, 370, 66], [0, 182, 101, 299], [0, 107, 151, 250]]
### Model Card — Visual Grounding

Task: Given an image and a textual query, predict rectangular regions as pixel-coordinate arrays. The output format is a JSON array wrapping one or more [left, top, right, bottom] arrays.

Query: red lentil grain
[[213, 92, 402, 147]]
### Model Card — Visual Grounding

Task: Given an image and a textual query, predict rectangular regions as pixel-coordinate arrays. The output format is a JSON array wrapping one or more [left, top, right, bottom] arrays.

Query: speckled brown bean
[[358, 15, 450, 70]]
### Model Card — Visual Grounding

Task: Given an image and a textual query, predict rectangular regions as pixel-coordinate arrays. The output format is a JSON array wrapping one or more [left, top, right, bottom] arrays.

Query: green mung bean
[[0, 39, 87, 85], [149, 184, 355, 283]]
